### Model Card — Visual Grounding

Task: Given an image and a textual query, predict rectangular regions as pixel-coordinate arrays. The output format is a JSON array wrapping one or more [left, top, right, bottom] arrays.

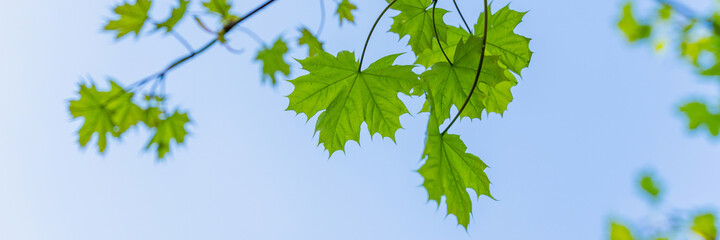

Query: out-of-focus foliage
[[617, 0, 720, 138], [79, 0, 534, 229], [608, 172, 717, 240], [104, 0, 152, 38], [639, 172, 662, 200], [255, 38, 291, 85], [336, 0, 357, 25]]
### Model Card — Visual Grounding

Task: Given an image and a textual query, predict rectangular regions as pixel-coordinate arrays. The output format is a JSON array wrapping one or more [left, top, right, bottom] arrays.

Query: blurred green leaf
[[69, 81, 144, 152], [618, 2, 651, 42], [156, 0, 189, 32], [680, 102, 720, 136], [692, 213, 717, 240], [146, 111, 191, 159], [639, 173, 661, 199], [610, 222, 634, 240], [104, 0, 152, 39], [255, 38, 290, 85], [298, 28, 324, 57], [336, 0, 357, 25]]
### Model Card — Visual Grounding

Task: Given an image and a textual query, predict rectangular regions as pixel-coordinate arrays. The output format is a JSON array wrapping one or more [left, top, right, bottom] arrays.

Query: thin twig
[[452, 0, 473, 34], [358, 0, 397, 71], [433, 0, 452, 65]]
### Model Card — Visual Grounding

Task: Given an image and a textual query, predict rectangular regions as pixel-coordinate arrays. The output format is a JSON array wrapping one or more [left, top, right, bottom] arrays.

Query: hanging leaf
[[287, 51, 420, 156]]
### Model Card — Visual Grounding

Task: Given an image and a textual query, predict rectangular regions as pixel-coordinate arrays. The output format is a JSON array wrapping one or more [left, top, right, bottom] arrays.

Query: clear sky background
[[0, 0, 719, 239]]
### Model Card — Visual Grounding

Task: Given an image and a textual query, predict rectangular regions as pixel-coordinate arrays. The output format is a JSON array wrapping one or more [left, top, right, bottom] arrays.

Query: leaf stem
[[452, 0, 472, 34], [441, 0, 488, 135], [169, 30, 194, 52], [103, 0, 277, 106], [432, 0, 452, 65], [358, 0, 397, 71], [317, 0, 327, 36]]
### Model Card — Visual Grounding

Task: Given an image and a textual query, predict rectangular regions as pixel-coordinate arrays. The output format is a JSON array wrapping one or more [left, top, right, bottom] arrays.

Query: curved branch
[[441, 0, 488, 135], [317, 0, 327, 36], [432, 0, 452, 65], [358, 0, 397, 71], [452, 0, 472, 34]]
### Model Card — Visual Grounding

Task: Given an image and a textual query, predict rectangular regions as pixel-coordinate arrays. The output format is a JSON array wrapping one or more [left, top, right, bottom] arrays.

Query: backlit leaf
[[336, 0, 357, 25], [156, 0, 189, 32], [287, 51, 420, 155], [104, 0, 152, 39], [255, 38, 291, 85]]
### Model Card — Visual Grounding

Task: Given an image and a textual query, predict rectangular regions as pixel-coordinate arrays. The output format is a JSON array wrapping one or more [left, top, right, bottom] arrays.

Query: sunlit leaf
[[156, 0, 190, 32], [146, 110, 191, 159], [69, 81, 144, 152], [388, 0, 449, 55], [298, 27, 324, 57], [618, 2, 651, 42], [336, 0, 357, 25], [255, 38, 291, 85], [104, 0, 152, 39], [287, 51, 420, 155], [692, 213, 717, 240]]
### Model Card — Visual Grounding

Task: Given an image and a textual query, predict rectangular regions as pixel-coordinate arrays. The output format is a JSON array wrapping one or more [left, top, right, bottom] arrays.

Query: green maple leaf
[[146, 111, 191, 159], [336, 0, 357, 25], [692, 213, 717, 240], [104, 0, 152, 39], [156, 0, 189, 32], [203, 0, 237, 21], [474, 5, 533, 75], [421, 36, 516, 121], [388, 0, 449, 55], [419, 90, 492, 228], [680, 102, 720, 136], [287, 51, 420, 156], [69, 81, 144, 152], [298, 27, 324, 57], [610, 222, 634, 240], [416, 25, 470, 68], [618, 2, 651, 43], [255, 38, 291, 85]]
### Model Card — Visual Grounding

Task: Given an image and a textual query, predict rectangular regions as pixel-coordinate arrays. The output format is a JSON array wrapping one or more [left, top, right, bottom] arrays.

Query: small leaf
[[610, 222, 634, 240], [156, 0, 190, 32], [639, 173, 661, 199], [287, 51, 420, 156], [104, 0, 153, 39], [146, 111, 191, 159], [298, 27, 324, 57], [618, 2, 651, 42], [680, 102, 720, 136], [692, 213, 717, 240], [255, 38, 291, 85], [69, 80, 144, 152], [203, 0, 237, 21], [336, 0, 357, 25]]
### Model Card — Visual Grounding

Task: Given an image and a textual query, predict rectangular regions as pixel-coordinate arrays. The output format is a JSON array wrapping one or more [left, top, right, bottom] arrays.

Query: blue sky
[[1, 0, 719, 239]]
